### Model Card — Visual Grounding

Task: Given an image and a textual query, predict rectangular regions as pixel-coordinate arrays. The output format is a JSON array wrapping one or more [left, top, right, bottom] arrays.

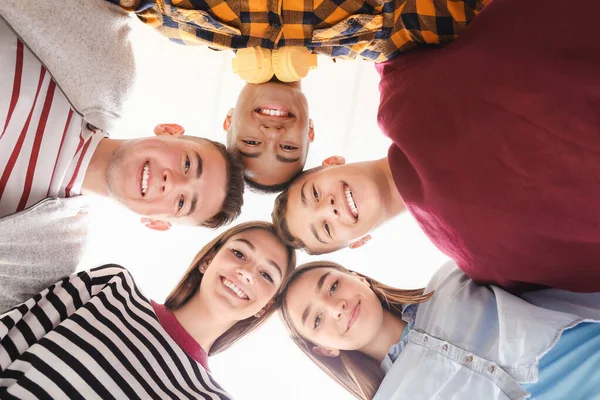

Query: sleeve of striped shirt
[[0, 265, 131, 372]]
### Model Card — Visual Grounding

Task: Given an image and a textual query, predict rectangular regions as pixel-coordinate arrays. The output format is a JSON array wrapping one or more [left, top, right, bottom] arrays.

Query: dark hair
[[198, 140, 245, 229], [278, 261, 434, 399], [271, 166, 328, 253], [165, 221, 297, 355]]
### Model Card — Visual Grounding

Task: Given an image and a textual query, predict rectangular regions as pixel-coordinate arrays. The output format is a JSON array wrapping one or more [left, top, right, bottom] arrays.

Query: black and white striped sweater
[[0, 265, 233, 400]]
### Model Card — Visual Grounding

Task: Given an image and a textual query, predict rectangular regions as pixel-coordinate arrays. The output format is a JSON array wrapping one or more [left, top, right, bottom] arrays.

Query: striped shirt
[[0, 21, 106, 218], [0, 265, 233, 400], [109, 0, 488, 62]]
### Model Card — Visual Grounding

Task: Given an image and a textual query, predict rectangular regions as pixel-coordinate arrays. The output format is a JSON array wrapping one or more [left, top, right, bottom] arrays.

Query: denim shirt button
[[442, 344, 448, 351], [423, 336, 428, 343], [488, 365, 495, 373], [465, 355, 473, 363]]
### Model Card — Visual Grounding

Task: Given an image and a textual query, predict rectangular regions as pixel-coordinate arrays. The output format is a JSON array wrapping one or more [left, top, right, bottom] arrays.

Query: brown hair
[[200, 140, 245, 229], [271, 166, 325, 253], [165, 221, 296, 355], [277, 261, 433, 399]]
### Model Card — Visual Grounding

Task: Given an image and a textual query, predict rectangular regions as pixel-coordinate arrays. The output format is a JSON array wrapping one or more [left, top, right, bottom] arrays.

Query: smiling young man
[[273, 0, 600, 294], [223, 80, 314, 192], [0, 3, 244, 229]]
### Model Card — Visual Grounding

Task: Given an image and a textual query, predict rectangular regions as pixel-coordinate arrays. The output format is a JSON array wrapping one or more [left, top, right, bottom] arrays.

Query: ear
[[321, 155, 345, 167], [350, 272, 371, 288], [140, 217, 171, 231], [311, 346, 340, 358], [223, 109, 234, 131], [154, 123, 185, 137], [349, 234, 372, 249], [254, 299, 274, 318], [308, 119, 315, 143]]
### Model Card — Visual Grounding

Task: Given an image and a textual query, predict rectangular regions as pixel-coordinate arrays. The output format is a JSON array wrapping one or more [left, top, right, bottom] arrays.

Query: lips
[[220, 276, 250, 300], [254, 105, 295, 121], [342, 183, 359, 222], [140, 161, 149, 197], [345, 300, 361, 334]]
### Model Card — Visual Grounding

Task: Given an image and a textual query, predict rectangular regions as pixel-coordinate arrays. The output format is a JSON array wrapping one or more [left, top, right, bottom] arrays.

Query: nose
[[320, 194, 339, 218], [161, 169, 184, 195], [330, 298, 347, 320], [236, 267, 255, 285], [259, 123, 285, 139]]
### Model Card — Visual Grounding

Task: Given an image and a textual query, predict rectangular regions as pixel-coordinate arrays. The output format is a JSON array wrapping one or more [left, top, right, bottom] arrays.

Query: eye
[[184, 155, 190, 174], [280, 144, 298, 151], [177, 195, 185, 212], [312, 185, 319, 201], [261, 271, 274, 283], [231, 249, 245, 260], [242, 140, 261, 146], [329, 279, 339, 296], [313, 314, 322, 330], [324, 222, 331, 237]]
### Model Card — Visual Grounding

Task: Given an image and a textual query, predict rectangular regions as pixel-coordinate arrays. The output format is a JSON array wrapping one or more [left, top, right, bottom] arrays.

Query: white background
[[79, 15, 449, 400]]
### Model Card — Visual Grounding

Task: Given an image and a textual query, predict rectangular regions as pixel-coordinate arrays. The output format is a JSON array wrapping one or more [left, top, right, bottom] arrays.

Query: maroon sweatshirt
[[376, 0, 600, 293]]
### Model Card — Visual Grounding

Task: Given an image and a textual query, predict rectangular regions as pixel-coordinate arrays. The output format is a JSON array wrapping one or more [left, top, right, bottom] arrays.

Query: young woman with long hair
[[278, 261, 600, 400], [0, 221, 296, 399]]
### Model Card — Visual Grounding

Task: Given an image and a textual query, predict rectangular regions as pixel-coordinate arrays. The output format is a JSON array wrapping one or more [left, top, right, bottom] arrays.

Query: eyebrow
[[300, 182, 308, 206], [185, 152, 202, 217], [301, 271, 331, 326], [276, 155, 300, 163], [239, 150, 261, 159], [311, 225, 326, 244], [233, 239, 283, 279]]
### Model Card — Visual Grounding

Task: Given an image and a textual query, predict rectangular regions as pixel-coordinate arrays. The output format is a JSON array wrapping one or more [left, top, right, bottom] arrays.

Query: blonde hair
[[166, 221, 296, 355], [277, 261, 433, 399]]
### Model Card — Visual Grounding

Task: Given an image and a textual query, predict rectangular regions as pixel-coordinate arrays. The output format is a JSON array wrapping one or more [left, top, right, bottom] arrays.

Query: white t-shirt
[[0, 22, 106, 218]]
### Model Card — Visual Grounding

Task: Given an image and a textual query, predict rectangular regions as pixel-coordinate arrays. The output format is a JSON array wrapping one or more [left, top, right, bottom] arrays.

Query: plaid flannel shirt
[[110, 0, 488, 61]]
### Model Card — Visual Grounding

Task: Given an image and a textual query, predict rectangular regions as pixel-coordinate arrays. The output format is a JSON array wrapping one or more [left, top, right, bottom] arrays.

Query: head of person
[[272, 156, 394, 255], [277, 261, 432, 399], [105, 123, 245, 231], [223, 81, 315, 193], [165, 221, 297, 355]]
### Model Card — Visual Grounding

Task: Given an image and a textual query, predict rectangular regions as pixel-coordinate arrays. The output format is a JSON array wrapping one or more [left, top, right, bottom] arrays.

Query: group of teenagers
[[1, 0, 600, 399]]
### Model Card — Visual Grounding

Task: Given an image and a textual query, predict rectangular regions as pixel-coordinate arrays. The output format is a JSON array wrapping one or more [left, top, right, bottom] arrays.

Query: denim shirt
[[374, 261, 600, 400]]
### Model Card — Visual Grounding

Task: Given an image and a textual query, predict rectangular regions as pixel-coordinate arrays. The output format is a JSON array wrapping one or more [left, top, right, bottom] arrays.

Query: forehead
[[286, 268, 334, 328], [243, 154, 304, 186]]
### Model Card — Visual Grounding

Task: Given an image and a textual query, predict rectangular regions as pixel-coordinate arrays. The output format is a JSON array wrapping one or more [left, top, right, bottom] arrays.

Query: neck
[[173, 297, 236, 353], [373, 157, 406, 220], [359, 310, 406, 363], [81, 138, 124, 196]]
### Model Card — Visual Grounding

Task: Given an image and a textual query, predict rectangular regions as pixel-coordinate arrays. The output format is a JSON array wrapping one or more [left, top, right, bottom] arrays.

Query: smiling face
[[105, 135, 227, 225], [199, 229, 291, 321], [226, 82, 313, 187], [285, 267, 384, 353], [284, 162, 387, 253]]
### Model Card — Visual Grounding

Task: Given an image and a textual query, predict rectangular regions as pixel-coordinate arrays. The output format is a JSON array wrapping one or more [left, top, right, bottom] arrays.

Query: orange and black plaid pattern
[[109, 0, 488, 61]]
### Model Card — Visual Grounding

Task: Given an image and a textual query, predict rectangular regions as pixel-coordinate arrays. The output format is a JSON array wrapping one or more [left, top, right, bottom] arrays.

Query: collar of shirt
[[151, 300, 210, 370], [380, 303, 418, 372]]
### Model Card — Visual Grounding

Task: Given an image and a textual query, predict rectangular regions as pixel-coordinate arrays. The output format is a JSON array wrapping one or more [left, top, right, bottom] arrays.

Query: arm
[[0, 197, 90, 314], [0, 265, 131, 371], [106, 0, 240, 47]]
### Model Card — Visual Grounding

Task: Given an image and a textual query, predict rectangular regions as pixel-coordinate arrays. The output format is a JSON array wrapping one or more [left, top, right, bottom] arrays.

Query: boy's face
[[225, 82, 314, 187], [105, 130, 227, 227], [284, 162, 385, 253]]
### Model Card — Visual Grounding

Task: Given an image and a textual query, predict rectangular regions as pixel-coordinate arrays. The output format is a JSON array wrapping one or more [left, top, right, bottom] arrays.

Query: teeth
[[345, 186, 358, 218], [257, 108, 290, 117], [141, 162, 149, 196], [221, 277, 249, 300]]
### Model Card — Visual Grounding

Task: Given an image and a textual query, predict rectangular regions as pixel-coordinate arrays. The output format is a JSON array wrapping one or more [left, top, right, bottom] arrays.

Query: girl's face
[[285, 268, 384, 355], [200, 229, 290, 321]]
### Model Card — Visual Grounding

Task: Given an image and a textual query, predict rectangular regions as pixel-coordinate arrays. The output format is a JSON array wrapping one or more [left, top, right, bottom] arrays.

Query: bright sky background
[[78, 14, 449, 400]]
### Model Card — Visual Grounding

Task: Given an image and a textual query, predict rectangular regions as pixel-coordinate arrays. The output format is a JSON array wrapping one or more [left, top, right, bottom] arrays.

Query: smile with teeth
[[141, 161, 149, 196], [255, 108, 293, 118], [344, 185, 359, 219], [221, 277, 249, 300]]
